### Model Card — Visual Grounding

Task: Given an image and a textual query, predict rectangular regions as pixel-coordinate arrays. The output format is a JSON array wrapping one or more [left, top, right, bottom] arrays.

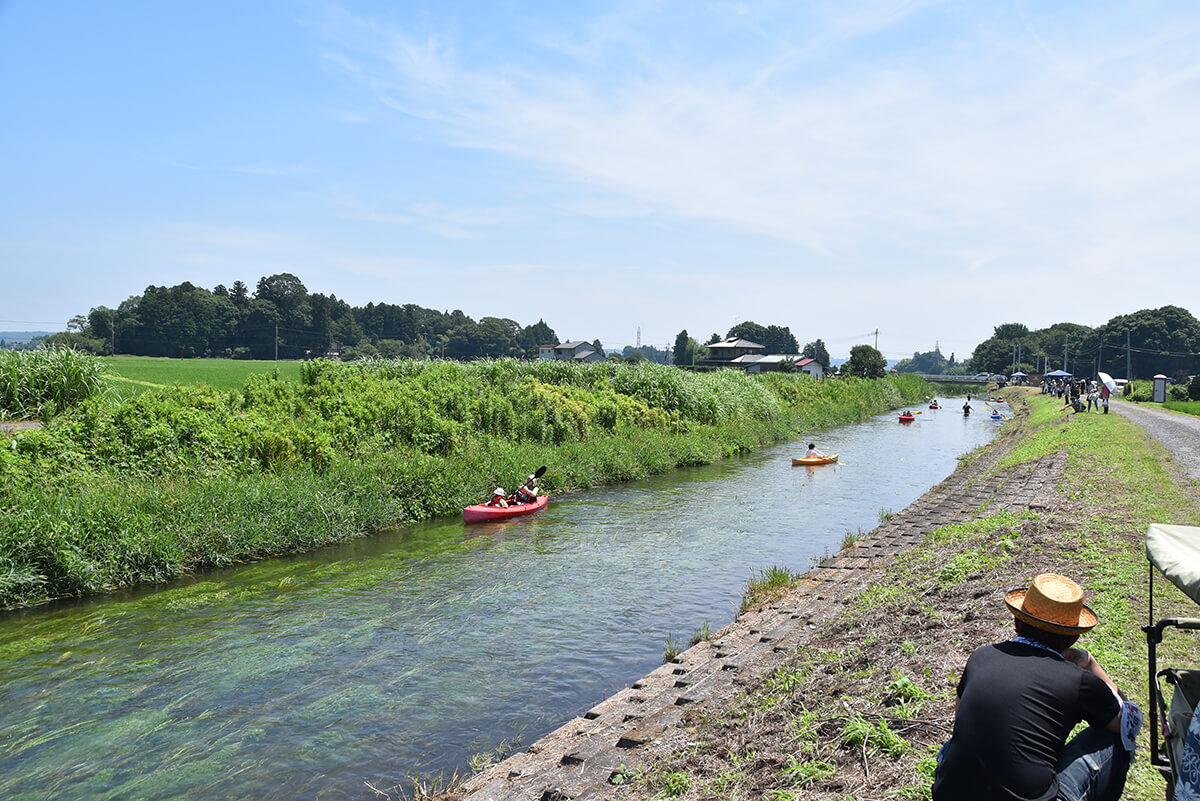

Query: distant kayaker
[[514, 474, 540, 504], [487, 488, 509, 508], [805, 443, 827, 459]]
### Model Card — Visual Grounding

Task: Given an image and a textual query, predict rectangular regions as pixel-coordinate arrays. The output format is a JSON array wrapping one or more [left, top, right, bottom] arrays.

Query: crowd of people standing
[[1043, 377, 1110, 414]]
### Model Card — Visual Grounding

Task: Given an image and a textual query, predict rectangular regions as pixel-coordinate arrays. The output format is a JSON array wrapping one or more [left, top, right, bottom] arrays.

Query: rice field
[[99, 356, 305, 397]]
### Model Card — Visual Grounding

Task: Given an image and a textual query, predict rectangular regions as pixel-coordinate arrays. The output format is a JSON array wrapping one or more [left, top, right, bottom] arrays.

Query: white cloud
[[319, 3, 1200, 270], [296, 1, 1200, 356]]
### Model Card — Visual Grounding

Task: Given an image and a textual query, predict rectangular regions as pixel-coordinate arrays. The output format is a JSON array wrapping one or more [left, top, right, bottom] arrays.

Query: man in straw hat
[[933, 573, 1141, 801]]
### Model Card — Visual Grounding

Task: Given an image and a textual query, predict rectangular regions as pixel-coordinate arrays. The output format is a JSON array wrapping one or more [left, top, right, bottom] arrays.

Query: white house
[[795, 357, 824, 378], [736, 354, 825, 376]]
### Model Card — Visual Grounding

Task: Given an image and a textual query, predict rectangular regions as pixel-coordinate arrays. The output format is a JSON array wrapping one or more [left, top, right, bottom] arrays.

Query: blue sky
[[3, 1, 1199, 360]]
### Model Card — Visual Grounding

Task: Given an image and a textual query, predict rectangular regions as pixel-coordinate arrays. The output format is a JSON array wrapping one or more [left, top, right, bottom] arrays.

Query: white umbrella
[[1098, 371, 1117, 395]]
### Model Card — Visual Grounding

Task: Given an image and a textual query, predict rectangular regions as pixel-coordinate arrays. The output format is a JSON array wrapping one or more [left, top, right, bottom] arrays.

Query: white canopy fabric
[[1148, 524, 1200, 606]]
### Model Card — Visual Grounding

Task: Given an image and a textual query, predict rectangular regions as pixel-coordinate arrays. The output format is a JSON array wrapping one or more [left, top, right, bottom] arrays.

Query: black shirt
[[932, 641, 1119, 801]]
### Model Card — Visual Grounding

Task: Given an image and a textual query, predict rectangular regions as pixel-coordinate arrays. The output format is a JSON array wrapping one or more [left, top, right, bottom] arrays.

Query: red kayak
[[899, 414, 916, 423], [463, 494, 549, 524]]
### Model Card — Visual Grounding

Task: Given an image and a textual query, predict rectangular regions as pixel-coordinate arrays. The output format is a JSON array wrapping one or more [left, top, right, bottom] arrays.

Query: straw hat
[[1005, 573, 1097, 635]]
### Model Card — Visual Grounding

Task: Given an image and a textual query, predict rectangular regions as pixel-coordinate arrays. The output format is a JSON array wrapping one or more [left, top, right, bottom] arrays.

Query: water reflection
[[0, 406, 998, 800]]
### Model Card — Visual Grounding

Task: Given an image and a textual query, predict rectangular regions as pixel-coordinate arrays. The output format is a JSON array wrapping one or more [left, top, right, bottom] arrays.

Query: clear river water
[[0, 403, 1005, 800]]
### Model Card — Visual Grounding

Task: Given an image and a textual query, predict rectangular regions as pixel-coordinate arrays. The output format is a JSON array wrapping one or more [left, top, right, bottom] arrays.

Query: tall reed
[[0, 348, 107, 420]]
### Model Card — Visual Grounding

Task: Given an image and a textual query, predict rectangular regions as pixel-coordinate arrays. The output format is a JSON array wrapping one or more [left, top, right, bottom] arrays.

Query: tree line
[[887, 306, 1199, 382], [956, 305, 1200, 382], [32, 274, 840, 370], [34, 273, 1192, 381], [39, 274, 559, 361]]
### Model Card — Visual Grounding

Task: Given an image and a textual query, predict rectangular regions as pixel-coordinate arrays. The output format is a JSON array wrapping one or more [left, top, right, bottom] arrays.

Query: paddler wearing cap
[[932, 573, 1140, 801]]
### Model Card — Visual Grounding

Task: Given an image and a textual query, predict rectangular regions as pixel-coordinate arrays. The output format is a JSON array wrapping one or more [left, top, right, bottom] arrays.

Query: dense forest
[[37, 274, 559, 361], [893, 305, 1200, 382]]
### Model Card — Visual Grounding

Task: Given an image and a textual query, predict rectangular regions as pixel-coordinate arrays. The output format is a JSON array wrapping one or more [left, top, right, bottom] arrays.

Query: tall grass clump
[[0, 358, 932, 607], [0, 348, 107, 420]]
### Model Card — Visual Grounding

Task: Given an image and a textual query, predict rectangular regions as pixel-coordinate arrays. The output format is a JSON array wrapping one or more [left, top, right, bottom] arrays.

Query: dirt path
[[0, 421, 42, 434]]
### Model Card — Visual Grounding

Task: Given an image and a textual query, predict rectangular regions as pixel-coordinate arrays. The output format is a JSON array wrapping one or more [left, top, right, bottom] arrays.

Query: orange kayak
[[899, 414, 915, 423], [792, 453, 838, 466], [463, 494, 549, 523]]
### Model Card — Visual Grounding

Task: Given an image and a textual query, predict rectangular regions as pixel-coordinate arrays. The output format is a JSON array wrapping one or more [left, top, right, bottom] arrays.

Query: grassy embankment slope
[[611, 390, 1200, 801], [0, 357, 934, 609]]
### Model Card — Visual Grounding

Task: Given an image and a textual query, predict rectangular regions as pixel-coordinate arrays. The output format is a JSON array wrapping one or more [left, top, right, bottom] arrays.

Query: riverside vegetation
[[0, 352, 938, 609]]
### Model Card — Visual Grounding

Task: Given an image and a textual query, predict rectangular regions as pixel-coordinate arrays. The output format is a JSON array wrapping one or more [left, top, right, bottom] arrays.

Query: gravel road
[[1110, 399, 1200, 489], [0, 421, 42, 434]]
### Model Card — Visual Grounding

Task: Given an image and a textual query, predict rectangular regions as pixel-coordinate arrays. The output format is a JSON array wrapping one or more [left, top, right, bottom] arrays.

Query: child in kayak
[[487, 488, 509, 508]]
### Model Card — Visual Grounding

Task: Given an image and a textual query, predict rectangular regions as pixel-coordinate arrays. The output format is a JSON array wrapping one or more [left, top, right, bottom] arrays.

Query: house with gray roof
[[538, 341, 607, 363]]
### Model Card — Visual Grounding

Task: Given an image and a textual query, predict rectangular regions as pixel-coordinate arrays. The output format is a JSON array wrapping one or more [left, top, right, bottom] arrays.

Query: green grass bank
[[0, 357, 934, 609]]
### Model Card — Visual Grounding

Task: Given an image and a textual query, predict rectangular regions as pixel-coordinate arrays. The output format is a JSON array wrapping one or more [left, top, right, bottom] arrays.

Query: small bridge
[[918, 374, 994, 384]]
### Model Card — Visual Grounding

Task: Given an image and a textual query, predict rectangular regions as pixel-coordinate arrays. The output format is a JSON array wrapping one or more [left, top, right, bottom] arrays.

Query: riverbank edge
[[444, 395, 1042, 800], [1, 374, 939, 610]]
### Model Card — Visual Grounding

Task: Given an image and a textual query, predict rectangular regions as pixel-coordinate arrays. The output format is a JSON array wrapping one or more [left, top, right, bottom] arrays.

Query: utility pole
[[275, 324, 279, 361], [1127, 330, 1132, 380], [873, 329, 879, 350], [1063, 337, 1068, 372]]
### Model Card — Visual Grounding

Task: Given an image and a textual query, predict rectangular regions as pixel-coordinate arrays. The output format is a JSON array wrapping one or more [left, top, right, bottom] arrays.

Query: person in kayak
[[487, 488, 509, 508], [804, 443, 827, 459], [932, 573, 1138, 801], [514, 474, 540, 505]]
